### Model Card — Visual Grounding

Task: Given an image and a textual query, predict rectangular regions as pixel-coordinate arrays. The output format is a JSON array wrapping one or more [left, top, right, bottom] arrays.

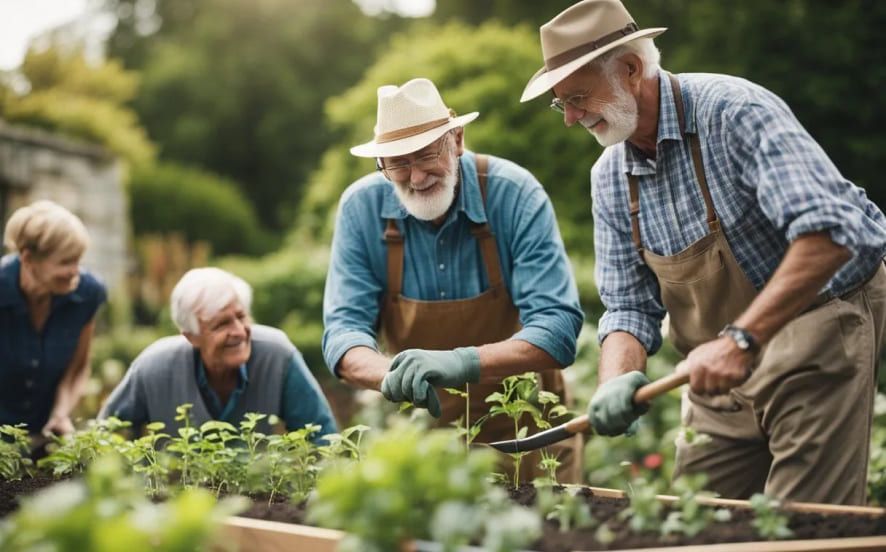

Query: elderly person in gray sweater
[[100, 267, 337, 441]]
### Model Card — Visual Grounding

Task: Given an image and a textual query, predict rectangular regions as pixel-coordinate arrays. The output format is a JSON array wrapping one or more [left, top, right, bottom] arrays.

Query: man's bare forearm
[[735, 231, 851, 345], [598, 331, 647, 385], [476, 339, 562, 384], [337, 346, 391, 391]]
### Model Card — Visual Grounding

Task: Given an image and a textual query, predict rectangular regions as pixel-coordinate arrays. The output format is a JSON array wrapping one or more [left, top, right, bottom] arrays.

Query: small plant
[[536, 486, 596, 532], [37, 417, 131, 476], [487, 373, 547, 488], [320, 424, 370, 461], [0, 424, 33, 480], [164, 404, 201, 487], [620, 477, 664, 534], [118, 421, 170, 496], [309, 422, 538, 552], [750, 493, 794, 540], [0, 454, 247, 552], [660, 474, 731, 538], [535, 450, 563, 488], [445, 387, 487, 451]]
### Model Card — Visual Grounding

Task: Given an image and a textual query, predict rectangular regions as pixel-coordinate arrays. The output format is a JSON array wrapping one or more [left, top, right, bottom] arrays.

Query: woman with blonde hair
[[1, 200, 106, 436]]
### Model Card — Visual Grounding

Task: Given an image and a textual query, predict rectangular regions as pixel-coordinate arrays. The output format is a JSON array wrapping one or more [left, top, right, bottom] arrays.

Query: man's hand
[[380, 347, 481, 418], [41, 414, 75, 437], [685, 336, 754, 395], [588, 371, 651, 436]]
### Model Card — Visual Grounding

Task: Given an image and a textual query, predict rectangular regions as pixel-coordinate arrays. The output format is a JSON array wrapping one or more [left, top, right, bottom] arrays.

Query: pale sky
[[0, 0, 90, 70], [0, 0, 434, 71]]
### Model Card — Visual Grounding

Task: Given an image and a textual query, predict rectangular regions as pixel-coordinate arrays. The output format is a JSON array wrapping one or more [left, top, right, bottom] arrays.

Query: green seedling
[[487, 373, 546, 488], [37, 417, 131, 476], [660, 474, 731, 538], [750, 493, 793, 540], [445, 387, 487, 451], [0, 424, 33, 480], [118, 421, 170, 496], [620, 477, 663, 534], [536, 486, 596, 532]]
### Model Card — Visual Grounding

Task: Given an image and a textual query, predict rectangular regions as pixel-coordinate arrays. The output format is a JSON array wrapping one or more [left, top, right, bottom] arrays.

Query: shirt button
[[24, 379, 34, 389], [440, 291, 446, 298], [22, 401, 31, 409], [30, 359, 38, 368], [438, 264, 445, 271]]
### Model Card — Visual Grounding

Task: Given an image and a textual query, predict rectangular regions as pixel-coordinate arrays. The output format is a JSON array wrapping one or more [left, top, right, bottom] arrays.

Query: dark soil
[[0, 474, 64, 518], [4, 476, 886, 550]]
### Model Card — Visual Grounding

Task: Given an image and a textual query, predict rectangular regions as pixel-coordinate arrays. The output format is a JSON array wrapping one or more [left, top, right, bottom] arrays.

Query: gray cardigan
[[99, 325, 337, 438]]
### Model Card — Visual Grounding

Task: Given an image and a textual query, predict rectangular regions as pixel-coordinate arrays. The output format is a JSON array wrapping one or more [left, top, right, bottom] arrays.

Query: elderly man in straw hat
[[522, 0, 886, 504], [322, 77, 584, 481]]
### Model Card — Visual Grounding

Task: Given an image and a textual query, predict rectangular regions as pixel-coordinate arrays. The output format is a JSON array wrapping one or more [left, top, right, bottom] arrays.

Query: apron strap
[[628, 74, 721, 260], [383, 218, 404, 301], [667, 72, 719, 233], [470, 154, 505, 295]]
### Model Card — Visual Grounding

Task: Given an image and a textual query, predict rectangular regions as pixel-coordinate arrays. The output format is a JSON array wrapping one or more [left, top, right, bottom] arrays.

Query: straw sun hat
[[520, 0, 666, 102], [350, 78, 478, 158]]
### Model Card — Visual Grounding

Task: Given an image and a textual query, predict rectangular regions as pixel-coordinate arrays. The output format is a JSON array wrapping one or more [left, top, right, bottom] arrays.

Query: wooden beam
[[219, 516, 344, 552]]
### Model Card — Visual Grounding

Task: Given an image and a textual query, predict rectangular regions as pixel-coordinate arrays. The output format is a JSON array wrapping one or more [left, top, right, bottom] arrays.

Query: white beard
[[392, 155, 459, 221], [583, 79, 638, 147]]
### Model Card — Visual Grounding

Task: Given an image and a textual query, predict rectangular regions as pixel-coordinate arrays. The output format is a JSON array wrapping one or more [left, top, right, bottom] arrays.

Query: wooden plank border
[[218, 488, 886, 552]]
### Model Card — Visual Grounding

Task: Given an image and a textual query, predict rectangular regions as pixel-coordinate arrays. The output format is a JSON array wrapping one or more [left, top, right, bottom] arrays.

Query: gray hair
[[170, 267, 253, 334], [591, 38, 661, 81]]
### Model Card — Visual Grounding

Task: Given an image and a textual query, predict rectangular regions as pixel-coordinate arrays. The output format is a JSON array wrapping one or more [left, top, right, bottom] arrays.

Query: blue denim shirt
[[0, 254, 107, 429], [322, 151, 584, 374], [592, 71, 886, 354]]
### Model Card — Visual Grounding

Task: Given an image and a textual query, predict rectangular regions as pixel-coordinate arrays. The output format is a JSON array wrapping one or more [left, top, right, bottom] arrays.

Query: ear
[[621, 53, 644, 91], [19, 248, 34, 265], [451, 127, 465, 156]]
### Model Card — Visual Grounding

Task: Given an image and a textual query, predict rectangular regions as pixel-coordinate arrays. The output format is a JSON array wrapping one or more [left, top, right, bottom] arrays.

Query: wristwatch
[[718, 324, 759, 353]]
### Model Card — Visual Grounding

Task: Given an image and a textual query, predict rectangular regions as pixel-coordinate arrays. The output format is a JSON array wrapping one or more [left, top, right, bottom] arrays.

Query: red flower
[[643, 453, 663, 470]]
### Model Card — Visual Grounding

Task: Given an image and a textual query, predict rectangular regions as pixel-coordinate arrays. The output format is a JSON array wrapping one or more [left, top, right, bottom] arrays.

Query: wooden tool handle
[[563, 363, 690, 435], [633, 363, 689, 404]]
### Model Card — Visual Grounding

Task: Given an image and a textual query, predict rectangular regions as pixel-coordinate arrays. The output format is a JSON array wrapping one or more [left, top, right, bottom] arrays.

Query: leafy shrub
[[0, 455, 245, 552], [309, 423, 539, 552], [129, 162, 275, 256]]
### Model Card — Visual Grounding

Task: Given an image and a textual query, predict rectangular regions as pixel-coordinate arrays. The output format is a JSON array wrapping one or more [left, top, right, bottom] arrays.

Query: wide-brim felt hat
[[350, 78, 479, 158], [520, 0, 666, 103]]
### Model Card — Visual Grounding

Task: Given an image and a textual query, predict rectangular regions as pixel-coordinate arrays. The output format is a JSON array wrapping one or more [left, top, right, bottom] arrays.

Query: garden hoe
[[489, 364, 689, 454]]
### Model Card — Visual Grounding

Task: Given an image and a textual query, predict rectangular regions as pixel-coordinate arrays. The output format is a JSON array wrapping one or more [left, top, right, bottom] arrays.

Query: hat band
[[544, 22, 639, 71], [375, 117, 450, 144]]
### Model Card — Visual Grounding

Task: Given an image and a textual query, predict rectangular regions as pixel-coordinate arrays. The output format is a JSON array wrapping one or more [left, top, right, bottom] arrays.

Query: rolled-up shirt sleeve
[[322, 197, 385, 376], [727, 98, 886, 264], [508, 181, 584, 366], [592, 164, 666, 354]]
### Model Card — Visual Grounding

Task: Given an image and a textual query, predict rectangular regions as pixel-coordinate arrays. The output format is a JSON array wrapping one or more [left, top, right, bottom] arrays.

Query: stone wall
[[0, 120, 128, 292]]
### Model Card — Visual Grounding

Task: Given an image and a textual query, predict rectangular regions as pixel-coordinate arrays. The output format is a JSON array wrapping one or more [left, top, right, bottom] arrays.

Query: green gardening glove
[[587, 371, 651, 436], [380, 347, 481, 418]]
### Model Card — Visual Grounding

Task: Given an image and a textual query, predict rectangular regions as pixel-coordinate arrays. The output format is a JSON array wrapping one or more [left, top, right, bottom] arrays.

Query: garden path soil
[[4, 477, 886, 550]]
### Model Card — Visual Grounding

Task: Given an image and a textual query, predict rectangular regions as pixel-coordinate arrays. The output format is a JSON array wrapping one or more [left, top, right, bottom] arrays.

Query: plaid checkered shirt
[[592, 70, 886, 354]]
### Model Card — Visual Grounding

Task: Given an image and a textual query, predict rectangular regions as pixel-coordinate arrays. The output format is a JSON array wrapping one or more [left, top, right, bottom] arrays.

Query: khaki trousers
[[674, 264, 886, 504]]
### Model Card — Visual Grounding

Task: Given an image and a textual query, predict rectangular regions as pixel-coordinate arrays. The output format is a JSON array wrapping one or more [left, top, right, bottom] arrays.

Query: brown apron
[[629, 74, 886, 504], [379, 155, 582, 483]]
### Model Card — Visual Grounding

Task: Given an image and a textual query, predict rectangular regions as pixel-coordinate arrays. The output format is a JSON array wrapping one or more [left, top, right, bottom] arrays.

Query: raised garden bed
[[220, 485, 886, 552]]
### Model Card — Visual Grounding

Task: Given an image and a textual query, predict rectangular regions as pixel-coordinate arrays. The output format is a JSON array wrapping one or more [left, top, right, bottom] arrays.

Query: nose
[[563, 103, 588, 127], [409, 165, 429, 186]]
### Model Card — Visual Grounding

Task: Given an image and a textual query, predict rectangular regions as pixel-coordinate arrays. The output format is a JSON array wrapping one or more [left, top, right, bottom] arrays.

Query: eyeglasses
[[549, 89, 592, 114], [377, 134, 450, 181]]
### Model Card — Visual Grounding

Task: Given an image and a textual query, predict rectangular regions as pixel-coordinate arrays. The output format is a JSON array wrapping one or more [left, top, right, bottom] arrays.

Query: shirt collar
[[195, 354, 249, 390], [624, 69, 697, 176], [379, 151, 487, 225]]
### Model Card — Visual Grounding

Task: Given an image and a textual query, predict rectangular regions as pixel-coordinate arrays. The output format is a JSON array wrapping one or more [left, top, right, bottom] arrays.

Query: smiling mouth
[[584, 117, 604, 131], [410, 181, 439, 194]]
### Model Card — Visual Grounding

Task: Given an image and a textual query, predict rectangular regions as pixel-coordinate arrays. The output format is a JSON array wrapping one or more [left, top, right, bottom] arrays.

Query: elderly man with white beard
[[522, 0, 886, 504], [322, 78, 585, 482]]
